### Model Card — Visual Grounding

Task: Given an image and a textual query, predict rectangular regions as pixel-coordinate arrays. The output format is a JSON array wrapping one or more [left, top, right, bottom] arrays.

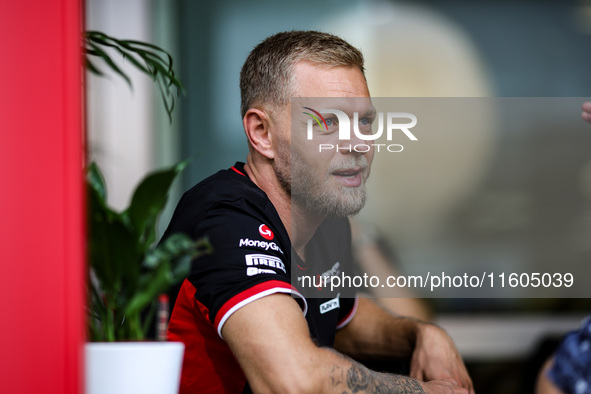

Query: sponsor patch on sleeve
[[320, 293, 340, 314], [239, 238, 284, 255], [245, 254, 286, 274], [246, 267, 277, 276], [258, 224, 274, 240]]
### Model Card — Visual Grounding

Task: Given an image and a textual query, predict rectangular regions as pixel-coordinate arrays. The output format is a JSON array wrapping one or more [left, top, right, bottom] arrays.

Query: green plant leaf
[[84, 30, 191, 341], [123, 261, 172, 323], [86, 164, 144, 329], [126, 161, 188, 248], [86, 161, 199, 341], [84, 30, 183, 123], [86, 40, 132, 86], [86, 58, 104, 77], [89, 212, 140, 292], [86, 162, 106, 203], [123, 233, 205, 320]]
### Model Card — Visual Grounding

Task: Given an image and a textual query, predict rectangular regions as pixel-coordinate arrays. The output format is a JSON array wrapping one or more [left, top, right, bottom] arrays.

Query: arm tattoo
[[332, 360, 425, 394]]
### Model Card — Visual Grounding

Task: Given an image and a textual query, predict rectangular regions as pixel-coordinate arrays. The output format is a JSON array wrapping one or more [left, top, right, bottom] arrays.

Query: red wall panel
[[0, 1, 84, 392]]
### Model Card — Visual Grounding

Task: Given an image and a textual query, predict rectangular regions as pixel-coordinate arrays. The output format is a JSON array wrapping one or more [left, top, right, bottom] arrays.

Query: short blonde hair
[[239, 30, 365, 118]]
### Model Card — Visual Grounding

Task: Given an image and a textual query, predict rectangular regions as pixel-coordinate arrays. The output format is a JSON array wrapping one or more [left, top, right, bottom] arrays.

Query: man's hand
[[410, 323, 474, 393], [335, 299, 474, 392], [421, 378, 470, 394]]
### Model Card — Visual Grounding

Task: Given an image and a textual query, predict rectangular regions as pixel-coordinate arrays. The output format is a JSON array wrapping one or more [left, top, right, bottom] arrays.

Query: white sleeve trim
[[336, 296, 359, 330], [217, 288, 307, 339]]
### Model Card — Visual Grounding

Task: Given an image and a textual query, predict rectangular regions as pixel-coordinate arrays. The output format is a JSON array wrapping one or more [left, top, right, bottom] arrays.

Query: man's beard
[[275, 143, 370, 218]]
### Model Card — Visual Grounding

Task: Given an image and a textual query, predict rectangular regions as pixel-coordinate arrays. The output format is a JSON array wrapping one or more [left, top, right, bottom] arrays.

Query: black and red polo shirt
[[163, 162, 357, 393]]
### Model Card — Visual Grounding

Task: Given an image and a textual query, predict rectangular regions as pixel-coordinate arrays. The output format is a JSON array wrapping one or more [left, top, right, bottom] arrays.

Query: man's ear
[[243, 108, 275, 160]]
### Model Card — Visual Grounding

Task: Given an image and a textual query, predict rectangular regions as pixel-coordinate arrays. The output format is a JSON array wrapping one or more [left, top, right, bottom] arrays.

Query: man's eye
[[359, 117, 370, 125], [325, 118, 334, 127]]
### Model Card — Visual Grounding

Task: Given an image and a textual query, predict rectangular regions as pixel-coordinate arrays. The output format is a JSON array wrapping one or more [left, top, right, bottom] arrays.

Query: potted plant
[[84, 31, 209, 394]]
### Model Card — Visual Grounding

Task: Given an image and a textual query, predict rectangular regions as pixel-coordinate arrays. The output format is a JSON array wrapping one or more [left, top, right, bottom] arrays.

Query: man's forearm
[[334, 298, 418, 360], [331, 298, 473, 393], [326, 348, 425, 394]]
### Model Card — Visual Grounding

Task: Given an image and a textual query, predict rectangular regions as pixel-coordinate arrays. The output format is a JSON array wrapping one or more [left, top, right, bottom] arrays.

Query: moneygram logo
[[259, 224, 274, 240], [302, 107, 418, 153]]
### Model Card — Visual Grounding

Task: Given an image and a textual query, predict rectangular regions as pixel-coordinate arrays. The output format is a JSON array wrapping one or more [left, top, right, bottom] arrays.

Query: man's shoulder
[[180, 163, 269, 214], [164, 163, 278, 237], [187, 162, 264, 200]]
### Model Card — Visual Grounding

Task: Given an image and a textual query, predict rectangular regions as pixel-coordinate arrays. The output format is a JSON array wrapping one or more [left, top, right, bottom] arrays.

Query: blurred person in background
[[535, 102, 591, 394]]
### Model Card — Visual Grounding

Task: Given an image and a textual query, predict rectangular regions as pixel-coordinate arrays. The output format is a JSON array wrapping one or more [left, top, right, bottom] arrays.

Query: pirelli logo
[[244, 254, 286, 274]]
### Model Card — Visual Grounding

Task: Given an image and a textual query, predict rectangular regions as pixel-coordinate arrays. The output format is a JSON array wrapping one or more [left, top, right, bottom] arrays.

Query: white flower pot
[[85, 342, 184, 394]]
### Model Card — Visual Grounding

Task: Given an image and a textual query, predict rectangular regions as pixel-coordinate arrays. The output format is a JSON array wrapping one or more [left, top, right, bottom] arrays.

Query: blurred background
[[86, 0, 591, 392]]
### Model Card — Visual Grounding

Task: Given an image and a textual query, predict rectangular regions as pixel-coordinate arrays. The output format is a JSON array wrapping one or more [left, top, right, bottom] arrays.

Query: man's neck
[[289, 204, 324, 260], [243, 157, 324, 260]]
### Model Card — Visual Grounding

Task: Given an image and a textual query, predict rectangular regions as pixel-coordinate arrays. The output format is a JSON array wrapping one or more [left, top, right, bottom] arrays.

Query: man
[[165, 30, 473, 393]]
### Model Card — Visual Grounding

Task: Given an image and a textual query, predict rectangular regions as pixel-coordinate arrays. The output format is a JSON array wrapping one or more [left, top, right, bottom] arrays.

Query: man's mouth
[[333, 168, 361, 177], [332, 168, 363, 187]]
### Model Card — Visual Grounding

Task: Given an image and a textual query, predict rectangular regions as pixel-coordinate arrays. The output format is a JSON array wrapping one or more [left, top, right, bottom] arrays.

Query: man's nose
[[339, 130, 372, 156]]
